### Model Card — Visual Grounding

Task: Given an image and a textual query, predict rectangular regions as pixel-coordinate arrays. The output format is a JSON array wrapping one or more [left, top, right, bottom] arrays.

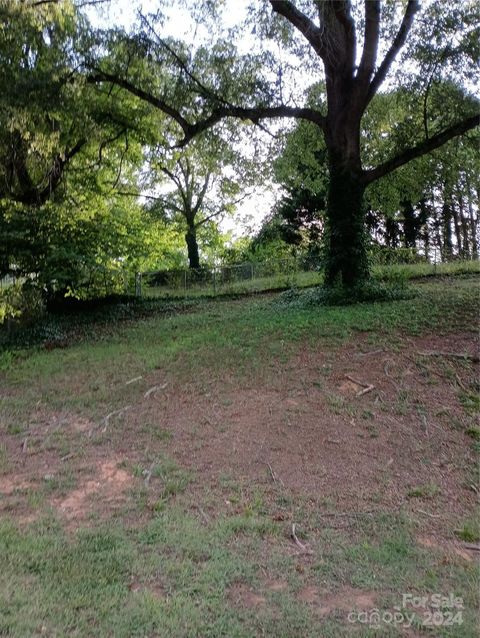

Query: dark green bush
[[275, 279, 414, 309]]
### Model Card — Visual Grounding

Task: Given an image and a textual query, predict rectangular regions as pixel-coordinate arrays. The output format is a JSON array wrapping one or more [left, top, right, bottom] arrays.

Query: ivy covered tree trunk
[[324, 152, 368, 287], [185, 224, 200, 269]]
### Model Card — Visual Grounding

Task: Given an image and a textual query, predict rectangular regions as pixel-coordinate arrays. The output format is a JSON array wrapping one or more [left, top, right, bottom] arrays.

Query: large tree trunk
[[324, 152, 368, 287], [418, 199, 430, 259], [441, 197, 454, 261], [466, 177, 478, 259], [185, 224, 200, 269], [456, 191, 470, 259], [385, 217, 399, 248], [451, 202, 463, 258], [401, 199, 417, 248]]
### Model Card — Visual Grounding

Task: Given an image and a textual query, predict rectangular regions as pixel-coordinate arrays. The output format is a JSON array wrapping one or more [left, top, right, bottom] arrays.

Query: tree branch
[[367, 0, 420, 103], [269, 0, 327, 59], [356, 1, 380, 87], [160, 166, 186, 204], [362, 114, 480, 184], [180, 104, 325, 146], [192, 172, 211, 216], [88, 70, 192, 137], [88, 68, 326, 145], [331, 0, 357, 71]]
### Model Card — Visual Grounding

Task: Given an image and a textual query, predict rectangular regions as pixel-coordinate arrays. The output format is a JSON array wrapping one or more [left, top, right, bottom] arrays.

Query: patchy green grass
[[455, 515, 480, 543], [407, 483, 442, 500], [2, 277, 478, 401], [1, 508, 478, 637], [373, 259, 480, 281]]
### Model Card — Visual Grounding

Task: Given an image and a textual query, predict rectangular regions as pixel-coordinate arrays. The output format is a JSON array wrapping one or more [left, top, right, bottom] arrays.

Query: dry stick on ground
[[99, 405, 131, 434], [454, 373, 467, 392], [344, 374, 375, 397], [196, 505, 210, 525], [383, 359, 401, 391], [463, 543, 480, 552], [357, 349, 384, 357], [125, 376, 143, 385], [415, 508, 442, 519], [143, 461, 156, 486], [144, 382, 168, 399], [265, 462, 285, 487], [405, 354, 445, 381], [319, 510, 377, 517], [417, 351, 480, 363], [291, 523, 313, 554]]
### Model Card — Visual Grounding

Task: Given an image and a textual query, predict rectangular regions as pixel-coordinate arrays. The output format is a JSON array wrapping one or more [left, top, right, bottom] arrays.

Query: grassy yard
[[0, 276, 479, 636]]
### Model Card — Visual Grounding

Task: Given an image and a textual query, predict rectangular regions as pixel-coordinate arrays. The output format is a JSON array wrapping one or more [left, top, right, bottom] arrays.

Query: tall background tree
[[87, 0, 479, 288], [143, 132, 254, 269]]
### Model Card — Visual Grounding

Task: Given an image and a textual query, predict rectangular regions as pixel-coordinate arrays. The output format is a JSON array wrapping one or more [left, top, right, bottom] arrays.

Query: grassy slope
[[0, 276, 479, 637], [142, 260, 480, 299]]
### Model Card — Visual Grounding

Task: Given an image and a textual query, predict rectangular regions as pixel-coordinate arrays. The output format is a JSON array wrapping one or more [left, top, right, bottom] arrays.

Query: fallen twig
[[357, 384, 375, 396], [345, 375, 375, 397], [358, 349, 384, 357], [100, 405, 131, 433], [454, 373, 467, 392], [266, 462, 284, 487], [144, 382, 168, 399], [417, 351, 479, 363], [405, 354, 445, 380], [415, 508, 441, 519], [319, 510, 376, 518], [463, 543, 480, 552], [143, 461, 156, 486], [126, 376, 142, 385], [291, 523, 313, 554], [292, 523, 307, 551]]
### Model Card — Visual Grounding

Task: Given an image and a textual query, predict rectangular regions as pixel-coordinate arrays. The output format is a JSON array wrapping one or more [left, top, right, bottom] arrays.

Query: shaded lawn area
[[0, 276, 479, 637]]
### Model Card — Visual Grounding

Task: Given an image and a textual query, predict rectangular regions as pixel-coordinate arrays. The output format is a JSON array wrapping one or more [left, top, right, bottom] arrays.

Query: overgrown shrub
[[0, 282, 44, 326], [275, 279, 414, 309], [369, 245, 426, 265]]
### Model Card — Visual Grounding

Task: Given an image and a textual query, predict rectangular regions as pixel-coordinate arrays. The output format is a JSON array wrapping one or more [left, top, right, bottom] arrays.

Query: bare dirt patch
[[227, 582, 267, 608], [1, 330, 478, 541], [57, 458, 132, 521], [0, 476, 32, 495], [131, 331, 477, 525], [297, 585, 376, 617], [416, 535, 478, 563]]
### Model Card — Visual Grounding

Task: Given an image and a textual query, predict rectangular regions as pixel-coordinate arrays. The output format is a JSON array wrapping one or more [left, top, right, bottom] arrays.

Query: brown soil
[[1, 331, 478, 545], [56, 458, 132, 520], [297, 585, 376, 616]]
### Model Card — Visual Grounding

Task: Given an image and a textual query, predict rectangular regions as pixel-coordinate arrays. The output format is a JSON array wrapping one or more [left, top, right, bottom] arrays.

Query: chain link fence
[[138, 258, 322, 299]]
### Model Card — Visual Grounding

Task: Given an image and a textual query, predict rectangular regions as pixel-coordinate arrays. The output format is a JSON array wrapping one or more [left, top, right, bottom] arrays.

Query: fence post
[[135, 272, 142, 297], [213, 267, 217, 295]]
